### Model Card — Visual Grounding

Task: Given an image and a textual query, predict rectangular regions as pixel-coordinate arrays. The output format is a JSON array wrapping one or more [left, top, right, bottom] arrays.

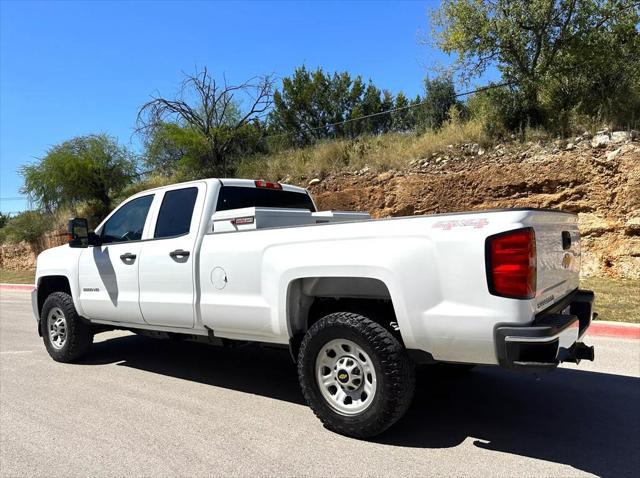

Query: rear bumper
[[495, 289, 595, 371]]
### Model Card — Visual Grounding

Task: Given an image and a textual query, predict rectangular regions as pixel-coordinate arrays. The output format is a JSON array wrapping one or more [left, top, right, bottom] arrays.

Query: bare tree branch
[[136, 68, 275, 176]]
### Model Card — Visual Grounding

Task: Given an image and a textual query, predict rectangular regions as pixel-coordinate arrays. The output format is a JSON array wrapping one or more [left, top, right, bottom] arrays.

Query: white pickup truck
[[33, 178, 595, 437]]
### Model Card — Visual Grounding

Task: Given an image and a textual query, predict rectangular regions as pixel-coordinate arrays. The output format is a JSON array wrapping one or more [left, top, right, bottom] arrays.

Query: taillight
[[486, 228, 536, 299], [255, 180, 282, 190]]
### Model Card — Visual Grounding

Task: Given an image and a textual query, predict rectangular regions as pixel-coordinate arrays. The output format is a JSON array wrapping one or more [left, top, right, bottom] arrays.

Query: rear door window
[[154, 187, 199, 238], [216, 186, 315, 211]]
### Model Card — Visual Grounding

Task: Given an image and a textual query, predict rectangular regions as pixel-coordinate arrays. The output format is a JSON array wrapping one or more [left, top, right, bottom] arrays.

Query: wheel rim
[[315, 338, 377, 416], [47, 307, 67, 350]]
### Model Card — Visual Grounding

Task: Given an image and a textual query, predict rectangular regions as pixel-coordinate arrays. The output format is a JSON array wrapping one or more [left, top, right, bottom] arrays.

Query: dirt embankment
[[0, 233, 66, 272], [310, 137, 640, 279]]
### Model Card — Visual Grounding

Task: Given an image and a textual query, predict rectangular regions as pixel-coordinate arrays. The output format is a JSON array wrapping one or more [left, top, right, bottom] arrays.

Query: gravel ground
[[1, 289, 639, 477]]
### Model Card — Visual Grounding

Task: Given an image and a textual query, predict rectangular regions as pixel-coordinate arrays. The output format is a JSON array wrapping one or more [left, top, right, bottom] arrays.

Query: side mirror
[[68, 218, 89, 248]]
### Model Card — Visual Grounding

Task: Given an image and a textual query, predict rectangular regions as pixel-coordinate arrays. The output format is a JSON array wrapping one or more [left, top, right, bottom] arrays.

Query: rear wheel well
[[37, 276, 71, 317], [287, 277, 402, 360], [306, 297, 398, 333]]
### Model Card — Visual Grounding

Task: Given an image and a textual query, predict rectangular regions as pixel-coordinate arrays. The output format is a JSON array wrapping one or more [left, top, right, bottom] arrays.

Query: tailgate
[[528, 211, 581, 311]]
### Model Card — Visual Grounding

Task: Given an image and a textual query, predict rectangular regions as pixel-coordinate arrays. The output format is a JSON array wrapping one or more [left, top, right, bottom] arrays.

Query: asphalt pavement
[[1, 288, 639, 477]]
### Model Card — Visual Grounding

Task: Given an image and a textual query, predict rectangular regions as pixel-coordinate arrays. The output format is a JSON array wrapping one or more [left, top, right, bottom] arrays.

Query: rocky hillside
[[309, 130, 640, 279], [2, 130, 637, 280]]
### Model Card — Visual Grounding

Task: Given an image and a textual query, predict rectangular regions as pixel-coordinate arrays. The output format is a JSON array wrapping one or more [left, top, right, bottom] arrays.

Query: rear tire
[[298, 312, 415, 438], [41, 292, 93, 363]]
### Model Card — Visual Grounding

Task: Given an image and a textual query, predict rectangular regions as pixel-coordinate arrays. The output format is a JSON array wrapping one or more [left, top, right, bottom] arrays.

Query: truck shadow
[[383, 365, 640, 477], [83, 334, 639, 478], [83, 334, 304, 404]]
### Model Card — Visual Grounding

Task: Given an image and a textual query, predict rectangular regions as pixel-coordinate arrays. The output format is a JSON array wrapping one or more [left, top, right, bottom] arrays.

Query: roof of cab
[[130, 178, 308, 196]]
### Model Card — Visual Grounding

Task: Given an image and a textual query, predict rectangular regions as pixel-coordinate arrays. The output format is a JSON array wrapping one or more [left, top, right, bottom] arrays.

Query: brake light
[[255, 180, 282, 190], [486, 228, 536, 299]]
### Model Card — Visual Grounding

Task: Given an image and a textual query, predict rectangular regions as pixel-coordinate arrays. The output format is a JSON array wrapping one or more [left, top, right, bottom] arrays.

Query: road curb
[[0, 283, 35, 291], [588, 321, 640, 340]]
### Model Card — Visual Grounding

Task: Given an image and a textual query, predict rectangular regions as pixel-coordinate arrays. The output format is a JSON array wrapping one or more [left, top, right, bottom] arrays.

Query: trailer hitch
[[564, 342, 595, 364]]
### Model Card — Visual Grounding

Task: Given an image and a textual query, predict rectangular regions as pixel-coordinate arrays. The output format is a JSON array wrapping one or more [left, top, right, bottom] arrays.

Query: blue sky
[[1, 0, 476, 214]]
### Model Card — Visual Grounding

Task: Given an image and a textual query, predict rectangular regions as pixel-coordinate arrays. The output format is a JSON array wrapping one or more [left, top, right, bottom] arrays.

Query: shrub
[[0, 211, 52, 251]]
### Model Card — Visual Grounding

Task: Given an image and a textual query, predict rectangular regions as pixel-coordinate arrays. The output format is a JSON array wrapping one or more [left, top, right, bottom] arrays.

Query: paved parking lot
[[1, 288, 639, 477]]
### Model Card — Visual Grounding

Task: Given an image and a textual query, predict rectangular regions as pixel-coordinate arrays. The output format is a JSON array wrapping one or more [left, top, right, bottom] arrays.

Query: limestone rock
[[591, 134, 611, 148], [606, 148, 621, 161], [611, 131, 630, 144], [577, 213, 613, 236]]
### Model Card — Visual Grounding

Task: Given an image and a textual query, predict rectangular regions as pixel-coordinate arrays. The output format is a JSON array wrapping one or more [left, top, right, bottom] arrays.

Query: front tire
[[41, 292, 93, 362], [297, 312, 415, 438]]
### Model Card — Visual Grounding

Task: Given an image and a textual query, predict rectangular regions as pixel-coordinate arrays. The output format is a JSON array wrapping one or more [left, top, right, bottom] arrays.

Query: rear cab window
[[216, 186, 316, 212]]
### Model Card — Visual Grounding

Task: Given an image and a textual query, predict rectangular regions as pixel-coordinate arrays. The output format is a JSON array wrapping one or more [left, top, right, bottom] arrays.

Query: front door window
[[101, 195, 154, 243]]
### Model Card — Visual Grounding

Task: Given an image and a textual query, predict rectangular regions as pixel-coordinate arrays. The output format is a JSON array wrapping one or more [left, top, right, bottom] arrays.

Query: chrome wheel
[[315, 339, 377, 415], [47, 307, 67, 350]]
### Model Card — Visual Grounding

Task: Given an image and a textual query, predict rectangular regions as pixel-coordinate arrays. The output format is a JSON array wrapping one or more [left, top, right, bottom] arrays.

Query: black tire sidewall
[[41, 292, 92, 362]]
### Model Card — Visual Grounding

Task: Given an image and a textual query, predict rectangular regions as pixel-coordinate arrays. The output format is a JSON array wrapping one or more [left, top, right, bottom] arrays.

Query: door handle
[[169, 249, 190, 259], [120, 252, 137, 263]]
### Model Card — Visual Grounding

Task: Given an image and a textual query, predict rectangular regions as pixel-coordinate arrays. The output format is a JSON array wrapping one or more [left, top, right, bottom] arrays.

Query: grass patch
[[0, 269, 35, 284], [581, 277, 640, 324], [237, 117, 490, 181]]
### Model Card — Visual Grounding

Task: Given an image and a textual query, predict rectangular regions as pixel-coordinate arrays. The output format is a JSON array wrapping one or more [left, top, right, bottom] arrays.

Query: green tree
[[380, 90, 395, 133], [423, 76, 459, 129], [348, 83, 385, 136], [269, 66, 366, 145], [143, 120, 267, 179], [409, 95, 427, 131], [21, 134, 137, 220], [143, 122, 208, 177], [391, 92, 413, 131], [467, 84, 532, 136], [540, 3, 640, 131], [138, 68, 275, 177], [432, 0, 640, 129]]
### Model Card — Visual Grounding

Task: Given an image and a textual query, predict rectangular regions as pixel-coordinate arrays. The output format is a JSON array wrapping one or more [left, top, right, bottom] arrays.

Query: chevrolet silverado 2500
[[32, 178, 595, 437]]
